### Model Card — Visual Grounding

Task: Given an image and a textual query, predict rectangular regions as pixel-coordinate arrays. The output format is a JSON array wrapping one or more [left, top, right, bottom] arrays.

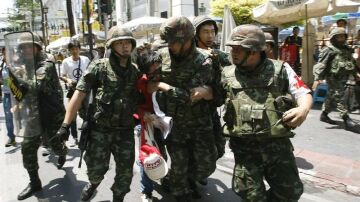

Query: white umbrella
[[122, 16, 167, 39], [252, 0, 330, 25], [252, 0, 360, 25], [46, 37, 71, 51]]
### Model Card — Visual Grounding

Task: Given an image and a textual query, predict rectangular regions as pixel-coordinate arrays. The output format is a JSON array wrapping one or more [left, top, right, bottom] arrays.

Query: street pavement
[[1, 102, 360, 202]]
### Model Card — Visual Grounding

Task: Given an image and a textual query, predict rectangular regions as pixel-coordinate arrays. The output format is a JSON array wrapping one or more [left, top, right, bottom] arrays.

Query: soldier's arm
[[63, 90, 87, 124], [313, 48, 333, 81], [282, 63, 312, 128], [62, 60, 99, 123], [147, 81, 191, 104]]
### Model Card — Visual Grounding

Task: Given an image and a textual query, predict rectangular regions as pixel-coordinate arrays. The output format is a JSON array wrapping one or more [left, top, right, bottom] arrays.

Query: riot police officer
[[221, 24, 312, 201], [56, 26, 141, 201], [314, 27, 357, 130], [148, 16, 218, 201], [4, 32, 67, 200]]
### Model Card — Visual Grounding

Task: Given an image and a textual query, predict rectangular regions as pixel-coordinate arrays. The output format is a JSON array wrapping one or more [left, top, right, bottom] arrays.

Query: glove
[[56, 123, 70, 141]]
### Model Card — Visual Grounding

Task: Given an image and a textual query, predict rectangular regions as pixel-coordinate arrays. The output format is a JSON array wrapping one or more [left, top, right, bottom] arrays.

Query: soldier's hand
[[56, 123, 71, 141], [190, 86, 213, 102], [282, 107, 309, 128], [311, 80, 320, 91]]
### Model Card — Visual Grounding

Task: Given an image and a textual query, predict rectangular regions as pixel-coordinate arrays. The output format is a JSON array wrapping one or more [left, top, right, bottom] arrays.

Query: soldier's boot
[[17, 170, 42, 200], [112, 194, 125, 202], [343, 115, 357, 130], [320, 112, 337, 124], [189, 179, 201, 199], [81, 182, 100, 201], [198, 178, 208, 186], [175, 194, 193, 202], [57, 155, 66, 169]]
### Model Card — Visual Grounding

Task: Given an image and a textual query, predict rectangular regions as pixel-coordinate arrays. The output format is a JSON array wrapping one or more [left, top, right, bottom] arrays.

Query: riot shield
[[4, 31, 41, 137]]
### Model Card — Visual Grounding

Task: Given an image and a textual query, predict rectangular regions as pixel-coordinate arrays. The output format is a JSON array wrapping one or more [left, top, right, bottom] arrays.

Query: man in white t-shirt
[[60, 39, 90, 144]]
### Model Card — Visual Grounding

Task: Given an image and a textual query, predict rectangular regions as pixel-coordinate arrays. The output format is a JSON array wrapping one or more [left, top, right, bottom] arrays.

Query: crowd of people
[[11, 14, 360, 202]]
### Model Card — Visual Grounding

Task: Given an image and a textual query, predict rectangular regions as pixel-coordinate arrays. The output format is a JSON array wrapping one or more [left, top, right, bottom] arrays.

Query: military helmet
[[193, 15, 218, 36], [226, 24, 266, 51], [18, 32, 43, 50], [329, 27, 347, 40], [160, 16, 194, 43], [106, 26, 136, 49], [264, 32, 275, 44]]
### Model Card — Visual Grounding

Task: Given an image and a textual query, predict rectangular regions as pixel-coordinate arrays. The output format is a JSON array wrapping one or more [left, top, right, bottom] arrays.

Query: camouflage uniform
[[76, 27, 141, 200], [158, 16, 218, 199], [313, 27, 357, 122], [21, 52, 67, 171], [193, 15, 231, 159], [8, 32, 67, 200], [221, 25, 304, 202]]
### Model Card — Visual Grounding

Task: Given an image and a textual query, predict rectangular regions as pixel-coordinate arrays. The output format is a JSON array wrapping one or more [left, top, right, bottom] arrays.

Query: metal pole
[[39, 0, 46, 47], [305, 4, 310, 83], [85, 0, 94, 60], [104, 13, 109, 39]]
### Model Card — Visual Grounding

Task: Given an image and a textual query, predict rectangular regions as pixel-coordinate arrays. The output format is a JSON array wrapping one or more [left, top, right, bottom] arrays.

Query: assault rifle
[[78, 90, 96, 168]]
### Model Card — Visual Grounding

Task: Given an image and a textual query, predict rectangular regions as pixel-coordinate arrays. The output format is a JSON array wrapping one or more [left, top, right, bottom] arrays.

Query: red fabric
[[280, 45, 298, 68], [134, 74, 158, 162], [139, 144, 161, 164]]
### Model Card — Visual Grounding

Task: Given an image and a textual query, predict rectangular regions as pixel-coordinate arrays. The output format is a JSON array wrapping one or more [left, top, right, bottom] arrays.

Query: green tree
[[210, 0, 264, 25], [8, 0, 40, 30]]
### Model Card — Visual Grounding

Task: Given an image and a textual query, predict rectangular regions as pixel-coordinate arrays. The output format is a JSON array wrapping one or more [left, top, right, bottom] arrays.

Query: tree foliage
[[210, 0, 264, 25], [7, 0, 40, 29]]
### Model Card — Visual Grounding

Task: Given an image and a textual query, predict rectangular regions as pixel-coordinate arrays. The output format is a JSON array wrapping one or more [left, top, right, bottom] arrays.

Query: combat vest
[[158, 46, 213, 123], [327, 45, 356, 75], [222, 59, 294, 138], [94, 58, 140, 129]]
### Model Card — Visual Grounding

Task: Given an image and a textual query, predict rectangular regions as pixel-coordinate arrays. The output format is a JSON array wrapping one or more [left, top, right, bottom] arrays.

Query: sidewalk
[[217, 144, 360, 197]]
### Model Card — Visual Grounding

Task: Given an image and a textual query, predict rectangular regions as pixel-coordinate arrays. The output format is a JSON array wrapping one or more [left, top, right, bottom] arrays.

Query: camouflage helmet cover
[[18, 32, 43, 50], [226, 24, 266, 51], [329, 27, 347, 40], [106, 26, 136, 49], [264, 32, 275, 44], [193, 15, 218, 36], [160, 16, 195, 43]]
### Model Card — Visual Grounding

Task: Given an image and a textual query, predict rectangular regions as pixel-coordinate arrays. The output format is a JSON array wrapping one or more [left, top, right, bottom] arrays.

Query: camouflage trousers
[[84, 128, 135, 198], [322, 78, 350, 118], [167, 126, 217, 196], [22, 118, 67, 172], [230, 137, 303, 202]]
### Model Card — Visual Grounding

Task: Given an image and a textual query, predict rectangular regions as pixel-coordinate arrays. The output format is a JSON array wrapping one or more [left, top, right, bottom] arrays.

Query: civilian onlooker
[[283, 26, 302, 75], [0, 47, 16, 147], [264, 32, 276, 59], [336, 19, 347, 28], [60, 39, 90, 145]]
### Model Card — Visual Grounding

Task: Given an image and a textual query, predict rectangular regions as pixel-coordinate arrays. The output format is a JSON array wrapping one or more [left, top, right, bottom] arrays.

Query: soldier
[[221, 25, 312, 201], [313, 27, 357, 130], [147, 16, 218, 201], [4, 32, 67, 200], [192, 15, 230, 188], [56, 26, 141, 201]]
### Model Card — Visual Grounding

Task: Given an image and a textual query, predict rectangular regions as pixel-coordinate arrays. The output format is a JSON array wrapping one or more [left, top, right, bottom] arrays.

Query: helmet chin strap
[[236, 50, 251, 67]]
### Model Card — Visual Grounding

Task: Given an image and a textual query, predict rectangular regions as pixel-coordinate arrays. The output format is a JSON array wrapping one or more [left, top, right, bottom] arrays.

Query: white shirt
[[61, 55, 90, 82], [283, 62, 311, 100]]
